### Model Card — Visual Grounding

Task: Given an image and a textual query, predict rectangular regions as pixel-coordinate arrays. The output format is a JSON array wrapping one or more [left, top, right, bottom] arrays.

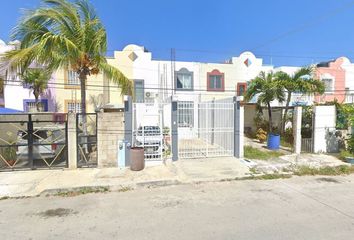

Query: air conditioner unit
[[145, 92, 158, 98]]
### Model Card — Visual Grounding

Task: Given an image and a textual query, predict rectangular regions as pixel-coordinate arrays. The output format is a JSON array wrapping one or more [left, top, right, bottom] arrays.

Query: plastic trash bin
[[130, 147, 145, 171]]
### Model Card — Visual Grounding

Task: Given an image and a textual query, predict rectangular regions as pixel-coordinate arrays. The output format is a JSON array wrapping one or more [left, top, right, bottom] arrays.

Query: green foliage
[[254, 112, 269, 132], [341, 104, 354, 127], [244, 146, 284, 160], [282, 127, 294, 145], [275, 67, 325, 133], [255, 128, 267, 143], [293, 165, 354, 176], [347, 135, 354, 154], [338, 150, 354, 161], [2, 0, 132, 112], [0, 147, 17, 160], [245, 71, 285, 133], [22, 68, 51, 111], [0, 76, 4, 93], [301, 106, 313, 138], [163, 127, 170, 135]]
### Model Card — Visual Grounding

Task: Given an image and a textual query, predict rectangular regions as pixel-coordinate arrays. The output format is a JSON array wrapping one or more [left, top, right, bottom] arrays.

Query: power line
[[250, 0, 354, 51], [3, 78, 354, 94]]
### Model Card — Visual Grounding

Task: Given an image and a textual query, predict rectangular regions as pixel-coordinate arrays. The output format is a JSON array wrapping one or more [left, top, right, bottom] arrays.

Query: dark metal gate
[[0, 113, 68, 171], [77, 113, 97, 167]]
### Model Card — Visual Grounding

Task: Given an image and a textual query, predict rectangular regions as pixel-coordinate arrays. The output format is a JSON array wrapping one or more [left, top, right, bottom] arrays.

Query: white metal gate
[[132, 99, 171, 162], [178, 98, 234, 159]]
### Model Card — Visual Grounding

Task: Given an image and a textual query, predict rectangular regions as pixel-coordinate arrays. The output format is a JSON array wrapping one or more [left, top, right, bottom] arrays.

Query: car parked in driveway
[[134, 125, 164, 160]]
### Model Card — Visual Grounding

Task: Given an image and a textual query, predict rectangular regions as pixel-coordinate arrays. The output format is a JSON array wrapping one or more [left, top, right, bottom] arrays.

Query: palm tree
[[21, 68, 51, 112], [1, 0, 132, 118], [0, 76, 4, 94], [245, 71, 285, 133], [275, 67, 325, 133]]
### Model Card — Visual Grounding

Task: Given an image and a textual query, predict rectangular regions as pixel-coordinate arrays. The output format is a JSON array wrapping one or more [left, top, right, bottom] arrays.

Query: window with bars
[[67, 102, 82, 113], [68, 71, 80, 85], [23, 99, 48, 112], [177, 101, 194, 127]]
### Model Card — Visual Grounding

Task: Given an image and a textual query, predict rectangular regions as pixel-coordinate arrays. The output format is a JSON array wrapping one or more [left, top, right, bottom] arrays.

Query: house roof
[[0, 107, 23, 114]]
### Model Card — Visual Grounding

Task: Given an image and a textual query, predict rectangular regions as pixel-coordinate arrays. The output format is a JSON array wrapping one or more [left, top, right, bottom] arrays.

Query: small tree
[[245, 71, 285, 134], [22, 68, 51, 112], [275, 67, 325, 133], [0, 77, 4, 93]]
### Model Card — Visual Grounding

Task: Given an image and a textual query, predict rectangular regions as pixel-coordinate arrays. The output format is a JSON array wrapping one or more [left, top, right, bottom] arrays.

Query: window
[[67, 102, 82, 113], [175, 68, 193, 90], [134, 80, 145, 103], [322, 78, 333, 93], [177, 101, 194, 127], [67, 71, 80, 86], [237, 82, 247, 96], [207, 70, 224, 91], [23, 99, 48, 112]]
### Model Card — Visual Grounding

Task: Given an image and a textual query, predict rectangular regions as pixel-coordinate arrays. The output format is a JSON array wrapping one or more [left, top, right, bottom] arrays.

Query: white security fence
[[178, 98, 235, 159], [132, 99, 171, 162]]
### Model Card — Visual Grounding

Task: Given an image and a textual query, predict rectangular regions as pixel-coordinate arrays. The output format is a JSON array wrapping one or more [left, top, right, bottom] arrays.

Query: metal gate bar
[[77, 113, 97, 167], [0, 113, 68, 171], [178, 98, 234, 159]]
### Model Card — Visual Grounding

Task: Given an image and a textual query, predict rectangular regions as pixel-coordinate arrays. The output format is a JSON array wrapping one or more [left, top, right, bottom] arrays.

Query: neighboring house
[[0, 39, 57, 112], [315, 57, 347, 103]]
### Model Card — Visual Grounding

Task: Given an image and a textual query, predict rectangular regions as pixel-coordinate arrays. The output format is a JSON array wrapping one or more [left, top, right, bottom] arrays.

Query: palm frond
[[100, 62, 133, 95]]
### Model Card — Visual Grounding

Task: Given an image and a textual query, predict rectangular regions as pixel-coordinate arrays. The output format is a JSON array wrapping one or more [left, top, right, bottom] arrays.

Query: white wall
[[313, 105, 337, 153]]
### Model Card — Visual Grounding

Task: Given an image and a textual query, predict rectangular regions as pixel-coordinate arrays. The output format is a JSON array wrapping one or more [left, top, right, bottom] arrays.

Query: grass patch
[[338, 150, 354, 161], [244, 146, 284, 160], [240, 173, 292, 181], [280, 139, 293, 149], [118, 186, 134, 192], [293, 165, 354, 176], [54, 186, 110, 197]]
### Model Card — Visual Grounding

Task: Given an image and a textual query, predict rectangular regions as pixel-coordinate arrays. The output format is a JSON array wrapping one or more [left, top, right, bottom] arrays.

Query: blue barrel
[[267, 134, 280, 150]]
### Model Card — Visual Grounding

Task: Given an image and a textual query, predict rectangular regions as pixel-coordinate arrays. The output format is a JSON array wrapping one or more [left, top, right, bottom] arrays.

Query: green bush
[[339, 150, 354, 161], [348, 135, 354, 154]]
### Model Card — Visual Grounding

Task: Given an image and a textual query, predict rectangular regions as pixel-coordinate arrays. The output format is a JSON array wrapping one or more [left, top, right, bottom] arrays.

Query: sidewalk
[[0, 157, 250, 198]]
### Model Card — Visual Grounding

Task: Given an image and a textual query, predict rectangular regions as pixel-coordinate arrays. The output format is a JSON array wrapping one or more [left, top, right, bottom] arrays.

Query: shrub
[[283, 127, 294, 144], [347, 135, 354, 154], [256, 128, 267, 143]]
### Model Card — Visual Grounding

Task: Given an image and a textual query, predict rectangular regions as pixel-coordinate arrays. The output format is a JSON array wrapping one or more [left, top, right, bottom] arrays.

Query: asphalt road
[[1, 175, 354, 240]]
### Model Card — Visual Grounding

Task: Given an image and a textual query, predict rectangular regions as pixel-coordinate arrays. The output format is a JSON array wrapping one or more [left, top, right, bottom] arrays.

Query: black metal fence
[[0, 113, 68, 171], [76, 113, 97, 168]]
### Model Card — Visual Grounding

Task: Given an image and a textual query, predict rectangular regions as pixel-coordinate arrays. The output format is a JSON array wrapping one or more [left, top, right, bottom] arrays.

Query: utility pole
[[170, 48, 176, 96]]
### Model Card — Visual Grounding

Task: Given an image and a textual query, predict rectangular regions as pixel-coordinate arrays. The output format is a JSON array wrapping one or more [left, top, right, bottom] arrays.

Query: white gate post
[[124, 96, 133, 166], [67, 113, 77, 169], [171, 97, 178, 161], [234, 96, 244, 158], [293, 106, 302, 154]]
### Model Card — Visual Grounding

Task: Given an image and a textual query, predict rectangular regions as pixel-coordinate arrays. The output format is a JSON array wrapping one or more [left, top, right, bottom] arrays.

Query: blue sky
[[1, 0, 354, 66]]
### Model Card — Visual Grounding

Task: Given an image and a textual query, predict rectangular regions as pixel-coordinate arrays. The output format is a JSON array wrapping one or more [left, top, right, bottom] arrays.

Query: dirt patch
[[316, 177, 340, 183], [38, 208, 77, 218]]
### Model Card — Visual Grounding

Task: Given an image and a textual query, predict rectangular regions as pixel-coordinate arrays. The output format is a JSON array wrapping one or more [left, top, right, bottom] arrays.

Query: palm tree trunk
[[34, 90, 40, 112], [267, 102, 273, 134], [79, 73, 87, 135], [281, 91, 292, 134]]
